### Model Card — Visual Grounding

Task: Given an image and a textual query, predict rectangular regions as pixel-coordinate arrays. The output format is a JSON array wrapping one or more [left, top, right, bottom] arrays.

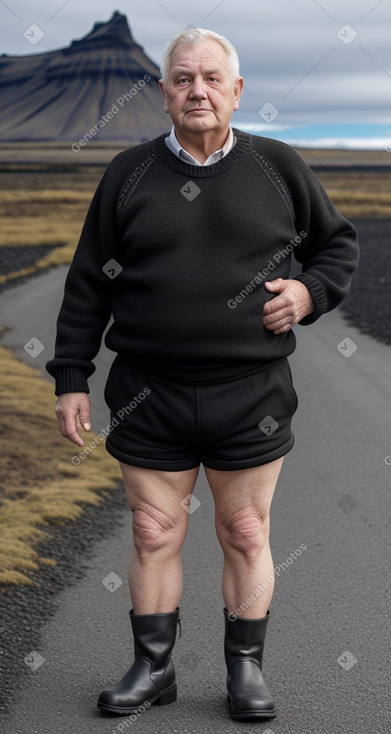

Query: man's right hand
[[55, 392, 91, 446]]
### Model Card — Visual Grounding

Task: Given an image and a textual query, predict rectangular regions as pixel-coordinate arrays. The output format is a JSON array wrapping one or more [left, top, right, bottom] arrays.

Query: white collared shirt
[[165, 125, 235, 166]]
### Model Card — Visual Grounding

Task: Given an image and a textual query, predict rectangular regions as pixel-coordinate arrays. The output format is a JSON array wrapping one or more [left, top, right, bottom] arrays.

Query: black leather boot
[[224, 606, 276, 720], [97, 606, 181, 714]]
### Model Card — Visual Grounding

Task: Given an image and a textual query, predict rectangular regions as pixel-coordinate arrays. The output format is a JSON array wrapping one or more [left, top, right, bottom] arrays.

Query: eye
[[208, 77, 219, 83]]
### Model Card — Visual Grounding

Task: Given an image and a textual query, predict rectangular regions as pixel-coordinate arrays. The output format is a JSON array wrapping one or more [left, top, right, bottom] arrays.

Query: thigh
[[120, 462, 200, 531], [198, 360, 297, 471], [104, 358, 201, 472], [204, 458, 283, 527]]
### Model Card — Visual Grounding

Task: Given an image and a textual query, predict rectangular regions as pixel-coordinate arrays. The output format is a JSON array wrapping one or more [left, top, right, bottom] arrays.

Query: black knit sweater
[[46, 129, 359, 393]]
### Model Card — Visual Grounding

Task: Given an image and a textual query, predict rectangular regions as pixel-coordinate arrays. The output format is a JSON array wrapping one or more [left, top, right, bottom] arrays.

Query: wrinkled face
[[159, 39, 243, 136]]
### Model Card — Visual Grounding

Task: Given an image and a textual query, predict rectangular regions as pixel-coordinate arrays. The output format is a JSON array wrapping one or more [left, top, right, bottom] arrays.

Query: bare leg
[[119, 462, 200, 614], [204, 458, 284, 618]]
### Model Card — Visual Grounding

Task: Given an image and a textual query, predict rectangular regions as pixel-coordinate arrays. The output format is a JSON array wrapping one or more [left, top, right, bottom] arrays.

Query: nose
[[189, 76, 208, 100]]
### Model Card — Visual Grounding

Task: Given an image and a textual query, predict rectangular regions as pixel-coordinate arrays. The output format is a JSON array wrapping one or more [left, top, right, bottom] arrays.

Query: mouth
[[186, 108, 211, 114]]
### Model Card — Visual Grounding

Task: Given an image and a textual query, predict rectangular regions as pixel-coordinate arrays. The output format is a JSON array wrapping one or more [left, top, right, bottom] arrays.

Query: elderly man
[[46, 27, 358, 721]]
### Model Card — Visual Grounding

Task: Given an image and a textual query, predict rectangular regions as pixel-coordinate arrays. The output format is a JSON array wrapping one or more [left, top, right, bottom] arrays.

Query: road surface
[[0, 265, 390, 734]]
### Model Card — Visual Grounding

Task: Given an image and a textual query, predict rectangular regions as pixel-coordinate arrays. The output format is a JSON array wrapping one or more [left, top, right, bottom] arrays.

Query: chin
[[183, 119, 215, 132]]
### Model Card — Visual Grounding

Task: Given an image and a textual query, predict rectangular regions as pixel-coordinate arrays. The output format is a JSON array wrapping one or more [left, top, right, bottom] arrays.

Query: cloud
[[0, 0, 389, 128]]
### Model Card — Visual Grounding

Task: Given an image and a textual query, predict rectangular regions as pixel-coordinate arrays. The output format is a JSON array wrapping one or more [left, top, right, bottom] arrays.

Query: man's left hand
[[262, 278, 314, 334]]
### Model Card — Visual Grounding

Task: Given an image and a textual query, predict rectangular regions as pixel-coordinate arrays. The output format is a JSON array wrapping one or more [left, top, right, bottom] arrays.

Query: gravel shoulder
[[340, 218, 391, 346]]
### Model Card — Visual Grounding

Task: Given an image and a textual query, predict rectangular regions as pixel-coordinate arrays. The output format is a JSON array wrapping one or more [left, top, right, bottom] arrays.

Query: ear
[[158, 79, 170, 113], [233, 76, 244, 111]]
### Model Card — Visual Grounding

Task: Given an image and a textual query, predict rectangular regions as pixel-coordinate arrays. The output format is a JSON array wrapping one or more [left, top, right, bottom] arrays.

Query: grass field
[[0, 157, 389, 586], [0, 166, 102, 288], [0, 340, 121, 586]]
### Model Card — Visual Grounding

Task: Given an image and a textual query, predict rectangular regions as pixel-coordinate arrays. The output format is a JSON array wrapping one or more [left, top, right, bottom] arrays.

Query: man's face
[[159, 39, 243, 137]]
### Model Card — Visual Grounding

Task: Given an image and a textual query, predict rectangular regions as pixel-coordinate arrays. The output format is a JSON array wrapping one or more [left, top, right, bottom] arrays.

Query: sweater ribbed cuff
[[294, 272, 328, 325], [53, 367, 90, 396]]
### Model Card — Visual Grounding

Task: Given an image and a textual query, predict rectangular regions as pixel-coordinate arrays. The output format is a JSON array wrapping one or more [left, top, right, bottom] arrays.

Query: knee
[[218, 507, 269, 560], [132, 506, 184, 555]]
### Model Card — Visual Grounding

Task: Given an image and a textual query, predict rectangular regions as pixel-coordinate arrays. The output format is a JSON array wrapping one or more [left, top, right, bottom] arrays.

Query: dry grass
[[0, 343, 121, 587], [324, 189, 391, 217], [316, 171, 391, 217], [0, 187, 96, 286], [0, 190, 92, 244]]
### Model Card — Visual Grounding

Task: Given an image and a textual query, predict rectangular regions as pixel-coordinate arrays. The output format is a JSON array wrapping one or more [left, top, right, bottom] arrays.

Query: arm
[[46, 158, 126, 444], [287, 146, 359, 323], [46, 162, 122, 396], [261, 141, 359, 332]]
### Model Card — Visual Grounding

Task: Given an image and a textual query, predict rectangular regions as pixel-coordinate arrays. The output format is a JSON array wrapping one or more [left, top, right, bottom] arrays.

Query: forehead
[[169, 39, 229, 74]]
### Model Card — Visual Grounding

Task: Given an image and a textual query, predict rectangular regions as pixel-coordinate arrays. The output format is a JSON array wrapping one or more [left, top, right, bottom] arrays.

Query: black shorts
[[104, 358, 298, 472]]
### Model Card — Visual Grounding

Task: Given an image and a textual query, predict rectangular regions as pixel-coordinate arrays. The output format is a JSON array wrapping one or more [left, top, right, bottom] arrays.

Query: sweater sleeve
[[45, 162, 122, 395], [276, 143, 359, 325]]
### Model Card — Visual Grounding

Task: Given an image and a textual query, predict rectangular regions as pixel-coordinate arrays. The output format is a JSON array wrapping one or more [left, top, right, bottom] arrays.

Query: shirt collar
[[165, 125, 235, 166]]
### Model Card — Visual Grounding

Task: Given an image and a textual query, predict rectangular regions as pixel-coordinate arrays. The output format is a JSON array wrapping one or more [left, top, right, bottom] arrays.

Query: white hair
[[160, 28, 240, 82]]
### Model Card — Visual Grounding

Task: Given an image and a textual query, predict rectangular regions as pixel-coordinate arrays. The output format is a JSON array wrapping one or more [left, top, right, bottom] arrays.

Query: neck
[[174, 127, 230, 164]]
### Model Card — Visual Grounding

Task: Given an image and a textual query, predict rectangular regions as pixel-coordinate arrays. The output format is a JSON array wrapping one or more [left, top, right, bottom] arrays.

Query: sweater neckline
[[152, 127, 251, 177]]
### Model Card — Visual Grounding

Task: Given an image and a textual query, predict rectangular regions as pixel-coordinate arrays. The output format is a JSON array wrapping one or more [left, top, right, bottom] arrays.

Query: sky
[[1, 0, 390, 149]]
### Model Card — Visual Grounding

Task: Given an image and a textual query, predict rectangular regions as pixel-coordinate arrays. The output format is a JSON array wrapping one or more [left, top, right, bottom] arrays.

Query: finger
[[263, 306, 293, 325], [263, 291, 294, 315], [62, 415, 85, 446], [66, 428, 85, 447], [56, 407, 84, 446], [264, 278, 285, 292], [263, 297, 284, 315], [263, 314, 295, 332], [78, 403, 91, 431], [272, 322, 293, 334]]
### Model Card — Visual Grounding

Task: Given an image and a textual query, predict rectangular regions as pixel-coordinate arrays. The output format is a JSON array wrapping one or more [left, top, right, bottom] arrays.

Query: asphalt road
[[0, 266, 391, 734]]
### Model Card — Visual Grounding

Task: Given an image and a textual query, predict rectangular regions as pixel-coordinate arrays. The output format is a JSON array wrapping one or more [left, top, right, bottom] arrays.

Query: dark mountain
[[0, 11, 169, 143]]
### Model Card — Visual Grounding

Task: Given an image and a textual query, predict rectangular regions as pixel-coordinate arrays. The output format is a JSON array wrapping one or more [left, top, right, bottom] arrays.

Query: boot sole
[[97, 683, 177, 714], [228, 696, 277, 720], [229, 708, 277, 720]]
